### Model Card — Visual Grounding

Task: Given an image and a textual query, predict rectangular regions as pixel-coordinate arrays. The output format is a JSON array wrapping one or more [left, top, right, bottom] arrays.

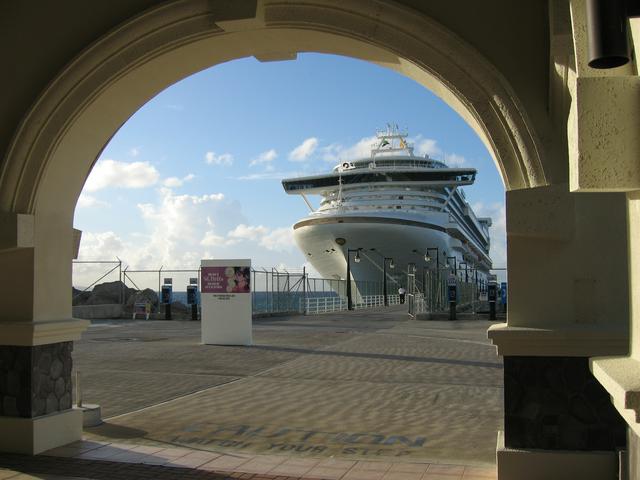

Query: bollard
[[191, 303, 198, 321], [165, 303, 172, 320], [449, 300, 457, 320]]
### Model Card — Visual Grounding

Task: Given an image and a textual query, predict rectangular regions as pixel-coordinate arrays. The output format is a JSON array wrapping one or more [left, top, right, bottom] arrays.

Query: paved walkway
[[1, 307, 503, 479], [0, 439, 496, 479]]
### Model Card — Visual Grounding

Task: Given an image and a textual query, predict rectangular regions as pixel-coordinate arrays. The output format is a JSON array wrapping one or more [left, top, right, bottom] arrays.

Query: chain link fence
[[73, 261, 391, 317]]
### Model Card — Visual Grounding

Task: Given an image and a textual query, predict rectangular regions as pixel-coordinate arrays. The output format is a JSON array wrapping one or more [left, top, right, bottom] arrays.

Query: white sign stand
[[200, 259, 252, 345]]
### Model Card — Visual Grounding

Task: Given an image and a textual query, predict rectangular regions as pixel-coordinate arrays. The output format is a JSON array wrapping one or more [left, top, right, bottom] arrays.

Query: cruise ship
[[282, 125, 492, 296]]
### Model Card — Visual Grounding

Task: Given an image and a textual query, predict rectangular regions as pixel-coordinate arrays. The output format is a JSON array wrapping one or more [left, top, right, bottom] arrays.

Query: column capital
[[0, 318, 89, 347], [488, 322, 628, 357]]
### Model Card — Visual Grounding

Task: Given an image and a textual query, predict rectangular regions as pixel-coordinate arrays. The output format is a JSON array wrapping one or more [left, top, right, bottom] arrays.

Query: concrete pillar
[[489, 186, 629, 480], [0, 211, 88, 454]]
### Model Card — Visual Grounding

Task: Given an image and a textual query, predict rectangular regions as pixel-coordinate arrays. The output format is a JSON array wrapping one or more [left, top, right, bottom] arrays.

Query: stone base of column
[[0, 408, 82, 454], [496, 431, 619, 480]]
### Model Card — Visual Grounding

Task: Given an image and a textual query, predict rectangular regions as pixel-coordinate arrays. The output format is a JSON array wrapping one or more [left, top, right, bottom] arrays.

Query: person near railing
[[398, 287, 406, 304]]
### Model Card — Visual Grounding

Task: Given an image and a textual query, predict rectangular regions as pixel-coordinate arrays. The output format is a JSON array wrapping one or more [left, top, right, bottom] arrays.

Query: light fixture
[[586, 0, 631, 69], [354, 251, 361, 263], [424, 253, 431, 262], [389, 259, 394, 269]]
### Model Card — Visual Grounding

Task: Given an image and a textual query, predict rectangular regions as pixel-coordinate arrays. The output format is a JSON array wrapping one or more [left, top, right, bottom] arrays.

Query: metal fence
[[407, 266, 507, 316], [73, 260, 394, 316]]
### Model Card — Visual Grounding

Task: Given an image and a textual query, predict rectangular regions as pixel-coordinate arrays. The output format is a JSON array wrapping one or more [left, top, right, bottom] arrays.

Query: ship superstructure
[[282, 125, 492, 294]]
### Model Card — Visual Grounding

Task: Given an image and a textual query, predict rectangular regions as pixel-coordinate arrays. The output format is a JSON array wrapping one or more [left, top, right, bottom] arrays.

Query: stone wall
[[0, 342, 73, 418], [504, 356, 627, 451]]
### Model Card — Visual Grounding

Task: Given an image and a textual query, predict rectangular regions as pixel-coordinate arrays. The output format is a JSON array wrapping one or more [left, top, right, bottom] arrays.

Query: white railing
[[304, 296, 348, 314], [304, 294, 402, 314]]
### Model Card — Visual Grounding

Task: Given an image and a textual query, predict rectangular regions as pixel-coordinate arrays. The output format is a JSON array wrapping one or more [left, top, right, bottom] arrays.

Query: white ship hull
[[283, 126, 493, 294], [294, 211, 478, 292]]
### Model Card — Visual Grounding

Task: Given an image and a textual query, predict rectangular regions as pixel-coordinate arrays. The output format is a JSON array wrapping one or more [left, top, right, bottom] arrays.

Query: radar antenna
[[371, 123, 413, 162]]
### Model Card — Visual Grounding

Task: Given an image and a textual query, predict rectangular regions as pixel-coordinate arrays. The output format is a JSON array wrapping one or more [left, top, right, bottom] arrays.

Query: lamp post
[[346, 248, 361, 310], [446, 256, 457, 275], [424, 247, 440, 271], [383, 257, 394, 306]]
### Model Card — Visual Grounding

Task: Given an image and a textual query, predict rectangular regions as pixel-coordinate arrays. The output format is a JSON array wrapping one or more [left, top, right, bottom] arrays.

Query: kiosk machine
[[447, 274, 457, 321], [488, 275, 498, 320]]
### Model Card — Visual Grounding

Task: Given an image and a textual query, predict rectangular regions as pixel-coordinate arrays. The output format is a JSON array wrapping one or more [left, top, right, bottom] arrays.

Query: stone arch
[[0, 0, 547, 217]]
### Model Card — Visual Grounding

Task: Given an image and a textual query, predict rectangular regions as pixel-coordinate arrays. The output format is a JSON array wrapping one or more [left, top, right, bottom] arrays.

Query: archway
[[0, 2, 631, 479], [0, 0, 545, 333]]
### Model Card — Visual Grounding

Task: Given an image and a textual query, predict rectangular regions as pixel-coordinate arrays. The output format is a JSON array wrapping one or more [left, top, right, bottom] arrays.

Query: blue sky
[[73, 53, 506, 286]]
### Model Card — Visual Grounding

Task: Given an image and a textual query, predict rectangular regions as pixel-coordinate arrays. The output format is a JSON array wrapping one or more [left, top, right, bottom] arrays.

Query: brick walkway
[[0, 440, 496, 479]]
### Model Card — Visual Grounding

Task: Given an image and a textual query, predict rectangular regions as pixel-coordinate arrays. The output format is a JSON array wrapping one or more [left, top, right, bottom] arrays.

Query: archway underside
[[0, 0, 547, 217]]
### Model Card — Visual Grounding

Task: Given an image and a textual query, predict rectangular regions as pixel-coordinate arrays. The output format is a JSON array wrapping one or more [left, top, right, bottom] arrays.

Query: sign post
[[200, 259, 252, 345]]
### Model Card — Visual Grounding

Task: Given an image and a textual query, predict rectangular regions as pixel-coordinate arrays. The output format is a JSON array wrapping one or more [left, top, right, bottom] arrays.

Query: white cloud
[[444, 153, 467, 166], [321, 136, 376, 163], [205, 151, 234, 166], [77, 194, 110, 209], [129, 147, 141, 157], [289, 138, 318, 162], [77, 231, 125, 260], [235, 171, 302, 181], [228, 224, 269, 242], [162, 173, 195, 188], [74, 187, 306, 289], [472, 201, 506, 269], [84, 159, 160, 192], [250, 149, 278, 167], [260, 227, 295, 251], [413, 137, 441, 158], [411, 136, 467, 166], [200, 231, 227, 247]]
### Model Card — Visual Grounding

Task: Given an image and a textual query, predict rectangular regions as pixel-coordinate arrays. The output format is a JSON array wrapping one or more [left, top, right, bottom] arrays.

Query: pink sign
[[201, 266, 251, 294]]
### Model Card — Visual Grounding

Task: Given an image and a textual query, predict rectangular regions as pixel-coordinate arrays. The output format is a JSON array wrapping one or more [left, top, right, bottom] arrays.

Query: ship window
[[396, 205, 401, 209], [398, 195, 404, 200]]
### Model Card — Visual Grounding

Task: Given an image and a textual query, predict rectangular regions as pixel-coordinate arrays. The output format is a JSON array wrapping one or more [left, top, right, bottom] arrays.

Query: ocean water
[[170, 290, 340, 314]]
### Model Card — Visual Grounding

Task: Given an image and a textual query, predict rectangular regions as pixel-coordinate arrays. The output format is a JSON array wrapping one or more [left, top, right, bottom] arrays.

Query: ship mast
[[371, 123, 413, 165]]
